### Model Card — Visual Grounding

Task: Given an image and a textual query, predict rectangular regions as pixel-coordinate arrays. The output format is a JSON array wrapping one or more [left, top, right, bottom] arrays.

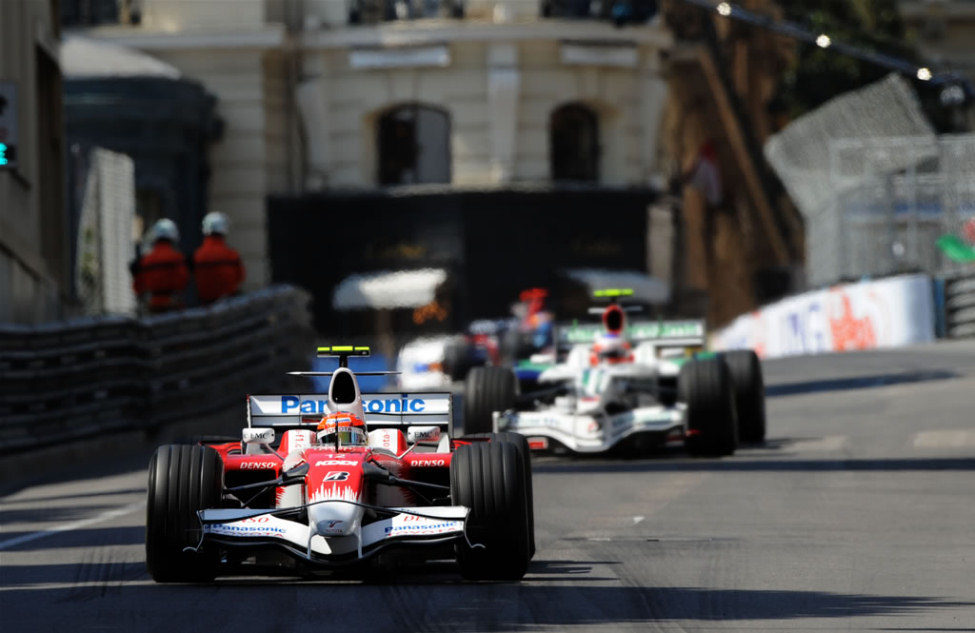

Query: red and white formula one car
[[145, 346, 534, 582]]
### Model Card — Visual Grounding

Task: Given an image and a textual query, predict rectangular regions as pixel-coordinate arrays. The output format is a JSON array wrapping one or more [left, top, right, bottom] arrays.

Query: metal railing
[[0, 285, 314, 455], [543, 0, 658, 22], [940, 269, 975, 338], [349, 0, 463, 23], [825, 135, 975, 285], [347, 0, 658, 23]]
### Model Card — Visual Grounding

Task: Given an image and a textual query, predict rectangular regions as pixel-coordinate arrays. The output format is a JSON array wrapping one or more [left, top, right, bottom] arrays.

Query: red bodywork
[[210, 430, 469, 510]]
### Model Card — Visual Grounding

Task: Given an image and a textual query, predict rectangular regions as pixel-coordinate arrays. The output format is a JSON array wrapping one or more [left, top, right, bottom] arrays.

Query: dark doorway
[[64, 77, 221, 256], [268, 187, 657, 335], [550, 103, 599, 182], [377, 104, 451, 185], [37, 47, 67, 290]]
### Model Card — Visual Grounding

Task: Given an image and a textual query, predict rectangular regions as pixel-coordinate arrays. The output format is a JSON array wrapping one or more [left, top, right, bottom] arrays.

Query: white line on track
[[0, 500, 145, 550], [913, 429, 975, 448], [788, 435, 848, 452]]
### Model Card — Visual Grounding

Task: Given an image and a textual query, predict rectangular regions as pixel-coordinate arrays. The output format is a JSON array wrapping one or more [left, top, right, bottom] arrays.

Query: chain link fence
[[765, 74, 975, 287], [827, 134, 975, 283]]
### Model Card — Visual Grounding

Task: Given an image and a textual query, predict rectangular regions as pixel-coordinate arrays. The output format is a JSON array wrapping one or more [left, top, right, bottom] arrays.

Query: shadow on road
[[0, 561, 146, 586], [0, 577, 970, 629], [0, 525, 145, 551], [870, 626, 975, 633], [0, 504, 125, 526], [766, 370, 958, 398], [404, 559, 621, 582], [0, 487, 147, 506]]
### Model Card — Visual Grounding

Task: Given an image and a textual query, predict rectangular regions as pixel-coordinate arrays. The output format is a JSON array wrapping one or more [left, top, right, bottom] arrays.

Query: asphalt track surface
[[3, 341, 975, 632]]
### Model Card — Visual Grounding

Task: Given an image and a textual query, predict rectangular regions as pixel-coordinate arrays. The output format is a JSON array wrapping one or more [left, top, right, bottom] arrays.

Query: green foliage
[[775, 0, 918, 116]]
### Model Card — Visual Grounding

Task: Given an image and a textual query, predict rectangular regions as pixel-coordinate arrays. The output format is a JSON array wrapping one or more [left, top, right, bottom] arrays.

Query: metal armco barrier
[[0, 286, 314, 455], [942, 270, 975, 339]]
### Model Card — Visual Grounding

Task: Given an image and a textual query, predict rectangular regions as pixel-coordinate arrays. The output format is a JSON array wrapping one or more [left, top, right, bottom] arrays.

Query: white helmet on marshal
[[149, 218, 179, 243], [202, 211, 230, 236]]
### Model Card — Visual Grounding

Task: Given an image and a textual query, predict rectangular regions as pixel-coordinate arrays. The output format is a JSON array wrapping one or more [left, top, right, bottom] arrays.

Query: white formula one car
[[462, 294, 766, 457]]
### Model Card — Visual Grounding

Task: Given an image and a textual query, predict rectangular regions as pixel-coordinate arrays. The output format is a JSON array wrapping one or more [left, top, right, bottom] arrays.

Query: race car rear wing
[[557, 319, 706, 347], [247, 392, 454, 436]]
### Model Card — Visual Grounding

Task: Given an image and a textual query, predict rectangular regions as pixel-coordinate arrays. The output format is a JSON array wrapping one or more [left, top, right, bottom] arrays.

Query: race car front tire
[[451, 441, 532, 580], [679, 358, 738, 456], [721, 349, 767, 443], [146, 444, 223, 582], [458, 432, 535, 558], [463, 366, 517, 435]]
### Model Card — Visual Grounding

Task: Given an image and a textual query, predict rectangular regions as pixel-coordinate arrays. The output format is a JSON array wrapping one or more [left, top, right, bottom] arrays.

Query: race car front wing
[[495, 403, 686, 453], [197, 505, 470, 564]]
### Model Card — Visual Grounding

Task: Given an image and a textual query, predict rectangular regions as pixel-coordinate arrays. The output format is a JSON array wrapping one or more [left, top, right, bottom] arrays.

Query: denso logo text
[[240, 462, 278, 469], [280, 396, 426, 414], [411, 459, 445, 467]]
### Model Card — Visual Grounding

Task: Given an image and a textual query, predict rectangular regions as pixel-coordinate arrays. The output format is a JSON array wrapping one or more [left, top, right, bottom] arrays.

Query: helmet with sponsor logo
[[590, 333, 633, 366], [316, 412, 367, 448]]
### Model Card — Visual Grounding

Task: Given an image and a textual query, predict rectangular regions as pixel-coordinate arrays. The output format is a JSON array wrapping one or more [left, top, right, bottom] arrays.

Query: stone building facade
[[899, 0, 975, 129], [0, 0, 67, 323], [65, 0, 672, 293], [297, 15, 671, 189]]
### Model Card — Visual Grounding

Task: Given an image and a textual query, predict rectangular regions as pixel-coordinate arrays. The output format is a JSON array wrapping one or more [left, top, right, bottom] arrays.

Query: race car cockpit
[[316, 411, 368, 448]]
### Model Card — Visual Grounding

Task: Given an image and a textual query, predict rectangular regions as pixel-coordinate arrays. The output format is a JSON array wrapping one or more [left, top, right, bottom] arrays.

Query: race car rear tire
[[500, 328, 533, 365], [679, 358, 738, 456], [459, 432, 535, 558], [463, 366, 517, 435], [146, 444, 223, 582], [443, 340, 474, 382], [451, 441, 531, 580], [721, 350, 767, 443]]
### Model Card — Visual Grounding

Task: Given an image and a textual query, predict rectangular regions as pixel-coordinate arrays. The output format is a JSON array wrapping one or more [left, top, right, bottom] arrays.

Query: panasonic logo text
[[280, 396, 426, 414]]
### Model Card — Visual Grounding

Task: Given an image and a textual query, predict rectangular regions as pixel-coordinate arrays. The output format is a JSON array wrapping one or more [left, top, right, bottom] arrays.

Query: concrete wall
[[141, 0, 266, 31], [0, 0, 65, 323]]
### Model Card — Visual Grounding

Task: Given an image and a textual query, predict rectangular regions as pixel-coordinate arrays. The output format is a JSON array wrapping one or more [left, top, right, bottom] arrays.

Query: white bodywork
[[396, 336, 458, 390], [497, 341, 691, 453], [201, 506, 468, 556]]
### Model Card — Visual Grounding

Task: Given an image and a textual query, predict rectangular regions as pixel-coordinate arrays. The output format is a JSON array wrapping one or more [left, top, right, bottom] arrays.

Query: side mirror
[[242, 427, 275, 446], [407, 425, 441, 446]]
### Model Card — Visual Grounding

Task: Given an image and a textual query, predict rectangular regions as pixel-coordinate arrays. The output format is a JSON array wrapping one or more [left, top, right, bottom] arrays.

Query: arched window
[[550, 103, 599, 182], [377, 104, 451, 185]]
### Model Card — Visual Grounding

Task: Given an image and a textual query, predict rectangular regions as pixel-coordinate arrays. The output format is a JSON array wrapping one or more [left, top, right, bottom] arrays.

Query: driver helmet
[[316, 412, 367, 447], [590, 333, 632, 365]]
